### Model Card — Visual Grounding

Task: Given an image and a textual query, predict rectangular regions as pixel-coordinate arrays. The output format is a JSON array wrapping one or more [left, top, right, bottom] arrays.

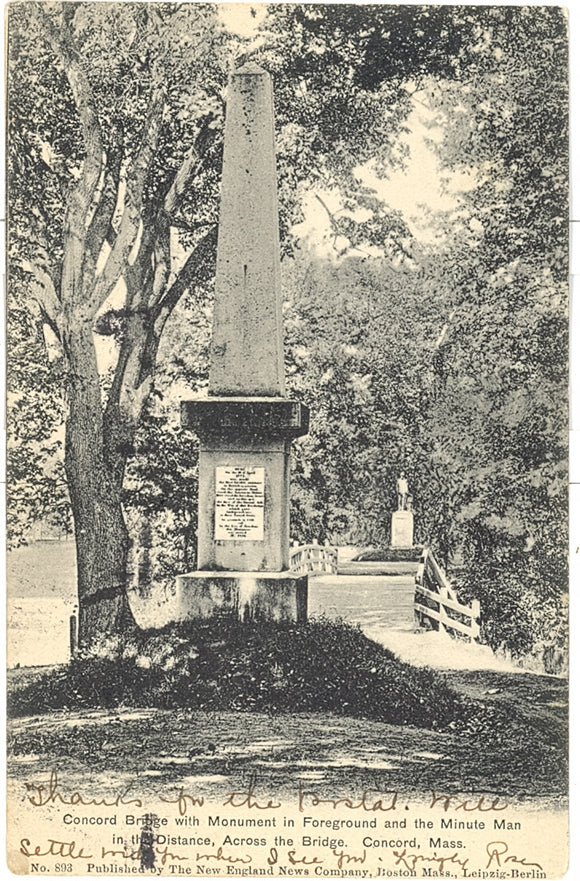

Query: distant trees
[[283, 248, 447, 545]]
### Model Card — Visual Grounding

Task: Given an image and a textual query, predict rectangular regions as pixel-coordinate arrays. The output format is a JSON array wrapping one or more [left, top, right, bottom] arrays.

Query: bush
[[9, 617, 471, 731], [353, 547, 422, 562]]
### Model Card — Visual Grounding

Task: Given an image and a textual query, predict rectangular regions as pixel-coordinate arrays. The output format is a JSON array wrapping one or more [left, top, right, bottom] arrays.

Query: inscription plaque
[[215, 466, 265, 541]]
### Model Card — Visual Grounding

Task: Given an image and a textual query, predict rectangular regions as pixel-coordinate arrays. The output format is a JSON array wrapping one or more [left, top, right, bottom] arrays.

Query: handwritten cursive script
[[299, 784, 398, 813], [333, 848, 367, 869], [393, 847, 470, 873], [159, 786, 205, 816], [101, 844, 188, 867], [223, 774, 281, 810], [429, 790, 509, 812], [20, 838, 92, 860], [25, 768, 142, 809], [486, 840, 544, 870], [196, 847, 252, 864]]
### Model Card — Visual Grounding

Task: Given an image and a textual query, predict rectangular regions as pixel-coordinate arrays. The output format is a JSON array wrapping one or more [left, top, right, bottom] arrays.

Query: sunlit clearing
[[219, 3, 267, 37]]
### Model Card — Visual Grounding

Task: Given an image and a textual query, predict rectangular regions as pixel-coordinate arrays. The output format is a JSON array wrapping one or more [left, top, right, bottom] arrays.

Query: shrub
[[9, 617, 470, 731]]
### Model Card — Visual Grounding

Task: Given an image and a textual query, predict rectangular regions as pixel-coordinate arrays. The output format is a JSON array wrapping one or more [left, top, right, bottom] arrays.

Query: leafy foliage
[[412, 8, 568, 655], [8, 617, 470, 730], [279, 6, 568, 661], [284, 247, 445, 545], [6, 278, 72, 546]]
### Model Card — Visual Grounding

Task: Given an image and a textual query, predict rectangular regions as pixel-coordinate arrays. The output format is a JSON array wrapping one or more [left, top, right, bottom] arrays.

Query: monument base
[[174, 571, 308, 623], [391, 510, 414, 548]]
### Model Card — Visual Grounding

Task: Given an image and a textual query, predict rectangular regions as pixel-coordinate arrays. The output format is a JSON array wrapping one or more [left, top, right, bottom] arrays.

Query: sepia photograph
[[5, 2, 570, 877]]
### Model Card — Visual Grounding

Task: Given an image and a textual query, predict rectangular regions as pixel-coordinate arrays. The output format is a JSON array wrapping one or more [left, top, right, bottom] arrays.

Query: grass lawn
[[7, 624, 567, 807]]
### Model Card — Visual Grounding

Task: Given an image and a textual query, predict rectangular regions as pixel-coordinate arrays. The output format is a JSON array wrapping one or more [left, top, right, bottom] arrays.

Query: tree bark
[[63, 320, 136, 648]]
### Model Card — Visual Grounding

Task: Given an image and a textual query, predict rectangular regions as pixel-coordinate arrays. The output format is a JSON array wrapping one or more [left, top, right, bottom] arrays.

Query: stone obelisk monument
[[176, 63, 309, 622]]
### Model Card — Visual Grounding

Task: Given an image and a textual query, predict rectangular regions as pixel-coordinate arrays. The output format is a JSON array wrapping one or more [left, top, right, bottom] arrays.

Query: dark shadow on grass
[[8, 616, 469, 730]]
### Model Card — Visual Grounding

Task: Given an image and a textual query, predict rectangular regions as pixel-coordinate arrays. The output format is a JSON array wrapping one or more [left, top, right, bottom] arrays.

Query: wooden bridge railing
[[290, 540, 338, 576], [414, 548, 480, 641]]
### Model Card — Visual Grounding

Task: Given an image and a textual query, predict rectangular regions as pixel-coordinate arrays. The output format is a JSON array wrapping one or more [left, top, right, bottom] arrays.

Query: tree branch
[[85, 85, 166, 318], [151, 227, 172, 305], [85, 130, 125, 272], [20, 259, 63, 340], [153, 224, 218, 336], [160, 112, 219, 218], [34, 3, 105, 284], [164, 145, 205, 217], [315, 193, 348, 240], [104, 223, 218, 436]]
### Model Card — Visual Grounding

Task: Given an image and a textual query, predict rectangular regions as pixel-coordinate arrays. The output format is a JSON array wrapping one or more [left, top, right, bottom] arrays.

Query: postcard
[[5, 3, 570, 879]]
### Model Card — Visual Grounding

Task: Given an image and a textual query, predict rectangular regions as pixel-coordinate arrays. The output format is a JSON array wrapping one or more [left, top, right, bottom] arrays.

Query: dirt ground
[[7, 666, 568, 809]]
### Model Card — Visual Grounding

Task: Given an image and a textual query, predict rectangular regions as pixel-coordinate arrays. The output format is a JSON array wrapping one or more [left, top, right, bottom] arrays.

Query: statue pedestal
[[391, 510, 414, 549]]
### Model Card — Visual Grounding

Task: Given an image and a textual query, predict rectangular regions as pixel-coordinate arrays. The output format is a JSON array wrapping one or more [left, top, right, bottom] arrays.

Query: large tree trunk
[[64, 322, 136, 649]]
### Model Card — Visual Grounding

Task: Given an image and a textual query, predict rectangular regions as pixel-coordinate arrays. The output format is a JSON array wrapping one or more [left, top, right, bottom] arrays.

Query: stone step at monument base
[[174, 571, 307, 623]]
